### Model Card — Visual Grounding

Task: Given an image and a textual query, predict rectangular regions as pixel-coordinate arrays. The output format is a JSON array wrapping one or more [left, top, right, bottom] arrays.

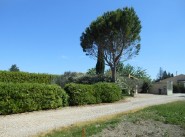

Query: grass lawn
[[39, 101, 185, 137]]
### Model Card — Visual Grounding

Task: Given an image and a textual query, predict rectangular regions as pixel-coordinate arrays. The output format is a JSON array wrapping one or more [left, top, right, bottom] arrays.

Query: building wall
[[150, 82, 167, 94], [150, 74, 185, 95]]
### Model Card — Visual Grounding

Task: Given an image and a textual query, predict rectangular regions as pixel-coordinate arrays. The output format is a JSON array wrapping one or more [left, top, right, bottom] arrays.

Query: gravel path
[[0, 94, 184, 137]]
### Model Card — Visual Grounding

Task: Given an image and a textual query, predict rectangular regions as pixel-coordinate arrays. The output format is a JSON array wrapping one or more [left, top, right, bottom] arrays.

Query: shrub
[[0, 71, 56, 84], [64, 83, 96, 105], [53, 72, 84, 88], [64, 82, 122, 106], [76, 75, 112, 84], [0, 82, 68, 115], [173, 84, 185, 93], [54, 73, 112, 88], [141, 80, 152, 93], [116, 75, 146, 95], [94, 82, 122, 103]]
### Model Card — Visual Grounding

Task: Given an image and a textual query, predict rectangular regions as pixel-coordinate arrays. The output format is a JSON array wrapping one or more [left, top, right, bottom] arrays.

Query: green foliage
[[94, 82, 122, 103], [116, 76, 142, 96], [64, 83, 122, 106], [155, 101, 185, 126], [9, 64, 20, 72], [115, 62, 152, 94], [53, 72, 84, 88], [0, 71, 57, 84], [140, 101, 185, 128], [116, 62, 124, 73], [117, 63, 151, 81], [86, 68, 96, 76], [64, 83, 96, 106], [0, 82, 68, 115], [54, 73, 112, 88], [81, 7, 141, 82], [76, 75, 112, 84], [96, 48, 105, 75], [173, 84, 185, 93], [141, 81, 152, 93]]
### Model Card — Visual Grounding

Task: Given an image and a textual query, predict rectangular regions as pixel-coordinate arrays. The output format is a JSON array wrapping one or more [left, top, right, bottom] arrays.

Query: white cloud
[[61, 55, 68, 60]]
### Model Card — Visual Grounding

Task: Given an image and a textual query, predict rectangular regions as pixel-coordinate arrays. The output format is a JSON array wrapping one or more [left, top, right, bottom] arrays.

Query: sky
[[0, 0, 185, 79]]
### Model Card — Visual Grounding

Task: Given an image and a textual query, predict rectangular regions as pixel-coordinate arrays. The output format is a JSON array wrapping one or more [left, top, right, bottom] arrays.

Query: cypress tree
[[96, 47, 105, 75]]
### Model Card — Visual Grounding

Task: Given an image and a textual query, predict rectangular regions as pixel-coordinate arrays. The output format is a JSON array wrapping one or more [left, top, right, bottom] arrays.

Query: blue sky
[[0, 0, 185, 79]]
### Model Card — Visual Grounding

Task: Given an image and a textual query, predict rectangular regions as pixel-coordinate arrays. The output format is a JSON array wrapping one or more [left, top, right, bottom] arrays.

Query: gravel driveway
[[0, 94, 184, 137]]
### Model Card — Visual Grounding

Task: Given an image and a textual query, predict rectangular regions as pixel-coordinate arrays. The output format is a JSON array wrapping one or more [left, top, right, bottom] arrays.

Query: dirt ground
[[92, 120, 185, 137]]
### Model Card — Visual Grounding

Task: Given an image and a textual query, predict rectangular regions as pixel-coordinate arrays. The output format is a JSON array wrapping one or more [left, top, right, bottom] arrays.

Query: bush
[[76, 75, 112, 84], [64, 83, 96, 105], [116, 76, 142, 95], [64, 82, 122, 106], [0, 82, 68, 115], [53, 72, 84, 88], [173, 84, 185, 93], [54, 73, 112, 88], [141, 81, 152, 93], [94, 82, 122, 103], [0, 71, 56, 84]]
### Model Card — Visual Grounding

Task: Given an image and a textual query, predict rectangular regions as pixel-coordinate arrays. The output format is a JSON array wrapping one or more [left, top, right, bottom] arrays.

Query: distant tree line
[[156, 67, 174, 82]]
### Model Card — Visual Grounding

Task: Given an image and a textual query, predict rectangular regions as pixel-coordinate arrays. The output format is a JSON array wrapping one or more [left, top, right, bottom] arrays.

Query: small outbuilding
[[150, 74, 185, 95]]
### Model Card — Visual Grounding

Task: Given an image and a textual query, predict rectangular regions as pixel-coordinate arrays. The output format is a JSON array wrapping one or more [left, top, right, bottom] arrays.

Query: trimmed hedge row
[[64, 82, 122, 106], [0, 82, 68, 115], [0, 71, 56, 84]]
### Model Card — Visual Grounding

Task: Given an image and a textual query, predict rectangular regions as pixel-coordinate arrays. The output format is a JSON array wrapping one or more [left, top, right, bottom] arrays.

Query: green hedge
[[0, 71, 57, 84], [0, 82, 68, 115], [93, 82, 122, 103], [64, 82, 122, 106]]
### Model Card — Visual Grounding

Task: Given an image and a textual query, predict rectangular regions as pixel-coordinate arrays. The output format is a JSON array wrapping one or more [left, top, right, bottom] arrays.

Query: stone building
[[150, 74, 185, 95]]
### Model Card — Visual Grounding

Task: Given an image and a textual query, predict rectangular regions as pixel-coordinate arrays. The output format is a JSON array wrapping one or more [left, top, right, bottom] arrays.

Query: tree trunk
[[96, 46, 105, 75], [111, 67, 116, 82]]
